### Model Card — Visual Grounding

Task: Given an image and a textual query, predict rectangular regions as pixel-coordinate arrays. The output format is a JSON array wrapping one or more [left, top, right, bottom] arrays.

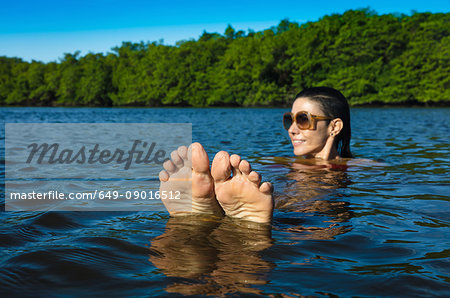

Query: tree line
[[0, 9, 448, 107]]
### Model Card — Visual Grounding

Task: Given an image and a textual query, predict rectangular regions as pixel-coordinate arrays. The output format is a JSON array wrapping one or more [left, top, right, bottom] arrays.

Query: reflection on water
[[1, 107, 449, 297], [266, 157, 355, 241], [150, 216, 272, 296]]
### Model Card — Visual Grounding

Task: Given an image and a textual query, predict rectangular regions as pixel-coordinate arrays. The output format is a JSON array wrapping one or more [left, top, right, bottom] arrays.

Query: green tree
[[56, 52, 82, 106], [78, 53, 112, 106]]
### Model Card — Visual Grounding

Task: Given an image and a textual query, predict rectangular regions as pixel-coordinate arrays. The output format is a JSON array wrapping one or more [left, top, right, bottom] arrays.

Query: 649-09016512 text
[[9, 190, 182, 201]]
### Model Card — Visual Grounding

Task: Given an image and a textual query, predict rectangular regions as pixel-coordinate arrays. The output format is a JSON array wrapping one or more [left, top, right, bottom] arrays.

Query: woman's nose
[[288, 123, 299, 135]]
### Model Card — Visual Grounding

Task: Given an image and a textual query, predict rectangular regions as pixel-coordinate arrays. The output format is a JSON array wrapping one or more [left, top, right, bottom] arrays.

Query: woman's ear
[[329, 118, 343, 136]]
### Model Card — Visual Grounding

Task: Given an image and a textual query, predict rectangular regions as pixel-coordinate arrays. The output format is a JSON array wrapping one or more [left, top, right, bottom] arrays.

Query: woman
[[159, 87, 353, 223], [283, 87, 352, 160]]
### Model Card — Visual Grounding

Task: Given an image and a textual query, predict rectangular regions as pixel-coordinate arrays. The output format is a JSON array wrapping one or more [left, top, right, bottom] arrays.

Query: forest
[[0, 9, 448, 107]]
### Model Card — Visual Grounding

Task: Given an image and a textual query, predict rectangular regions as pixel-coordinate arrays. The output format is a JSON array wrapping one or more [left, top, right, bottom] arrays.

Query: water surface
[[1, 107, 449, 297]]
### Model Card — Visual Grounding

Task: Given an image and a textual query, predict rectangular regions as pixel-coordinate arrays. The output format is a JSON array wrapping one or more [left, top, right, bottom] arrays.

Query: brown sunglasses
[[283, 111, 333, 130]]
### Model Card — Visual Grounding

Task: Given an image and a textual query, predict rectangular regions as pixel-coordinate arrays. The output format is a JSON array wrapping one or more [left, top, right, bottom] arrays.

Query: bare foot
[[159, 143, 224, 217], [211, 151, 274, 223]]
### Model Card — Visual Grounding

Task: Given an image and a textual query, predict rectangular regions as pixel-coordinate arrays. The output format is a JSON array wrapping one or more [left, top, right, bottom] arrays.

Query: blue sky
[[1, 0, 449, 62]]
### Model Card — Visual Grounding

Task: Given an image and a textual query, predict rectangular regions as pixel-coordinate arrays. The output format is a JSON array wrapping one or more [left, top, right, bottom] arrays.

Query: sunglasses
[[283, 111, 333, 130]]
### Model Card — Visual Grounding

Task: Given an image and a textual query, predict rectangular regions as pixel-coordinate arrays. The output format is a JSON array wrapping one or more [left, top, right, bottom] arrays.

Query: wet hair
[[295, 87, 353, 158]]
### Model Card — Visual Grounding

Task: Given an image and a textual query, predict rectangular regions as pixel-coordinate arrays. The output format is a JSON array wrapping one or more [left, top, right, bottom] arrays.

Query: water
[[1, 107, 449, 297]]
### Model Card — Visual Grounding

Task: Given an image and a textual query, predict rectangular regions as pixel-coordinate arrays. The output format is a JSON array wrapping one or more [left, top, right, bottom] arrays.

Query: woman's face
[[288, 97, 333, 158]]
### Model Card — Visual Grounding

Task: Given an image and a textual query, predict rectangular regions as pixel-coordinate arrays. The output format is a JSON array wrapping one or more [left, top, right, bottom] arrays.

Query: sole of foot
[[211, 151, 274, 224], [159, 143, 224, 217]]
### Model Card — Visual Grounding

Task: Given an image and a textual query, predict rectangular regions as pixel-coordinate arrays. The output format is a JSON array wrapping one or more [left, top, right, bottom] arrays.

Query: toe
[[239, 160, 251, 175], [190, 142, 210, 174], [260, 182, 274, 194], [230, 154, 241, 176], [177, 145, 188, 160], [171, 150, 184, 168], [159, 170, 169, 182], [230, 154, 241, 168], [248, 171, 261, 185], [163, 159, 177, 174], [211, 151, 232, 182]]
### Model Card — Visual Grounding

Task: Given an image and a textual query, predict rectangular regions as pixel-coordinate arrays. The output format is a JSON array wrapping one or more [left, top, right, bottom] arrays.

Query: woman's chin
[[293, 146, 321, 158], [293, 147, 308, 157]]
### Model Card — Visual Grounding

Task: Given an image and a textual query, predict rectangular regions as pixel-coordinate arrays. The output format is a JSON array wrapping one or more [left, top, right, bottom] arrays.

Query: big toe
[[211, 151, 232, 182], [189, 142, 209, 174]]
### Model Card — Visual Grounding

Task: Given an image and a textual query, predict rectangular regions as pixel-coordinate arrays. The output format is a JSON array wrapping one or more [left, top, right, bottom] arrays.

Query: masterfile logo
[[5, 123, 192, 211]]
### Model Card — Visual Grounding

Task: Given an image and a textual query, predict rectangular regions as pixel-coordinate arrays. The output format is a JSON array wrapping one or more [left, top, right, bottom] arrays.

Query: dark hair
[[295, 87, 353, 158]]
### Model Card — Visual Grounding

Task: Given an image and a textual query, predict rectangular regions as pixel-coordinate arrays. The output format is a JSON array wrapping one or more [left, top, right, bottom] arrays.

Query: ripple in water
[[1, 107, 449, 297]]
